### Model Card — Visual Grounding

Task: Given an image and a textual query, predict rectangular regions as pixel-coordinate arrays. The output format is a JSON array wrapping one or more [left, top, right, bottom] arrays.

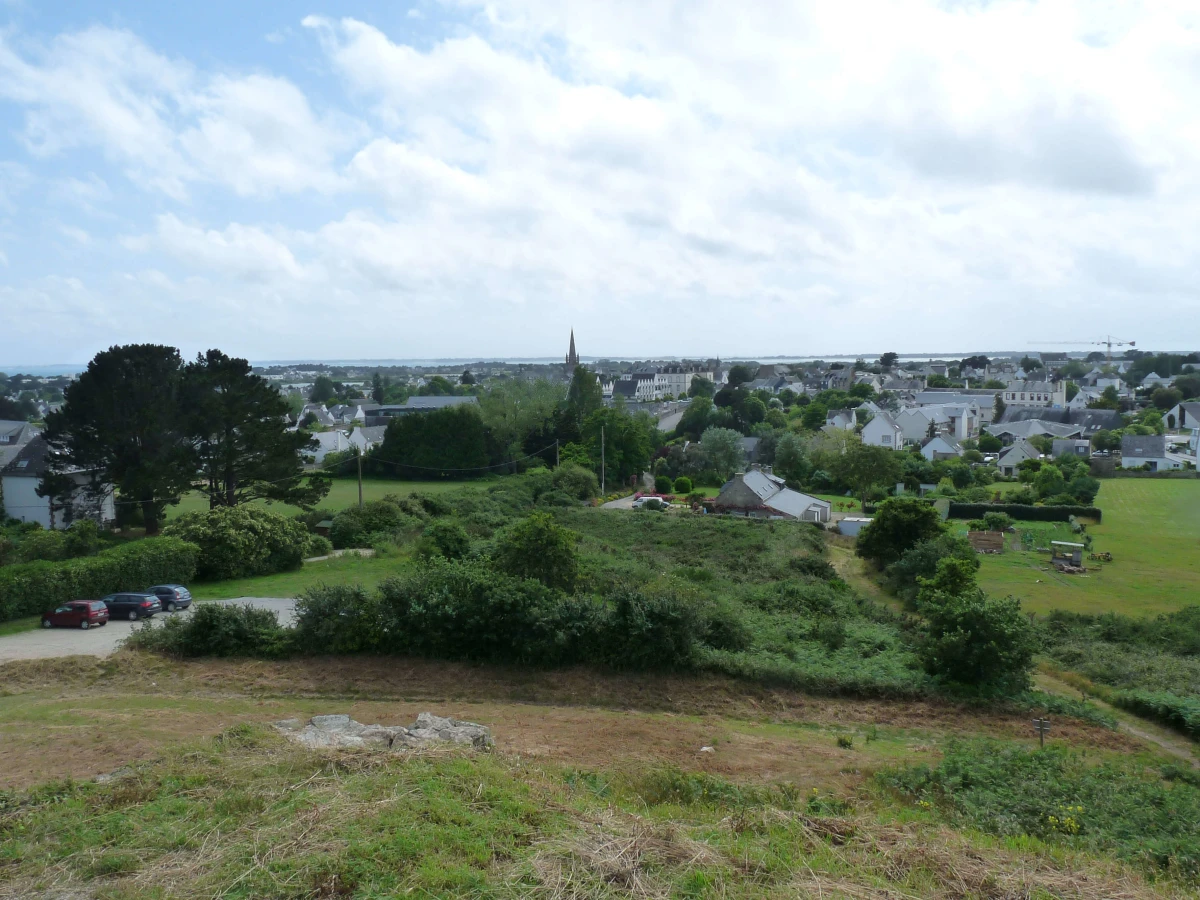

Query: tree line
[[43, 345, 328, 534]]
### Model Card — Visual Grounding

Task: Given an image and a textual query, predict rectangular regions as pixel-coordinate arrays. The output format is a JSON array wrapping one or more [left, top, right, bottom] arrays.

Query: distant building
[[1120, 435, 1182, 472], [1052, 439, 1091, 459], [1000, 381, 1067, 408], [373, 396, 479, 417], [714, 469, 831, 523], [1, 437, 115, 529]]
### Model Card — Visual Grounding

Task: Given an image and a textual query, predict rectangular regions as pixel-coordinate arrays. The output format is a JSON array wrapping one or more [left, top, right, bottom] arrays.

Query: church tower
[[565, 329, 580, 372]]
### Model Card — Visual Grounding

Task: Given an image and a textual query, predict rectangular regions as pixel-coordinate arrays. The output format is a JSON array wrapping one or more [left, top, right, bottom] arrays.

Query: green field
[[977, 479, 1200, 617], [166, 476, 496, 520]]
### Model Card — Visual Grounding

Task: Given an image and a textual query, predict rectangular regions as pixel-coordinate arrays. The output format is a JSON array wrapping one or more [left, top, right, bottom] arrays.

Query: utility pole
[[356, 445, 364, 510], [600, 426, 605, 495], [555, 439, 560, 468]]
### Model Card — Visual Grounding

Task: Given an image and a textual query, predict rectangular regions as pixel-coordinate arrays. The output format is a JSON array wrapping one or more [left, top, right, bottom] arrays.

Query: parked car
[[632, 497, 668, 510], [99, 592, 161, 621], [41, 600, 109, 630], [146, 584, 193, 612]]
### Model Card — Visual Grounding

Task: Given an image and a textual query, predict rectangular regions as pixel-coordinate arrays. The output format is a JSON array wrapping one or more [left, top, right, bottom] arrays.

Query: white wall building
[[1, 438, 115, 529], [1001, 381, 1067, 408]]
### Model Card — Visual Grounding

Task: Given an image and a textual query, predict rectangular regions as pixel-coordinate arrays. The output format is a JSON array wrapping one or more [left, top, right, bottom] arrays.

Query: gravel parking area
[[0, 598, 296, 663]]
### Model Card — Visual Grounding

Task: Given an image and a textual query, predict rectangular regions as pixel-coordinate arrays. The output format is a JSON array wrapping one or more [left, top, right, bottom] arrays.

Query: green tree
[[857, 496, 945, 567], [1152, 387, 1183, 410], [492, 512, 580, 591], [919, 590, 1037, 691], [915, 556, 979, 608], [583, 407, 655, 488], [1089, 385, 1121, 410], [800, 401, 828, 431], [310, 374, 337, 404], [688, 376, 715, 399], [42, 344, 193, 535], [977, 433, 1002, 453], [369, 405, 490, 478], [726, 364, 756, 387], [371, 372, 387, 404], [674, 396, 715, 440], [183, 350, 330, 510], [993, 393, 1007, 421], [742, 396, 767, 428], [1065, 382, 1080, 402], [830, 440, 903, 504], [565, 366, 604, 423], [1019, 356, 1043, 372], [879, 351, 900, 368], [460, 369, 476, 386], [699, 426, 745, 480], [773, 432, 809, 485]]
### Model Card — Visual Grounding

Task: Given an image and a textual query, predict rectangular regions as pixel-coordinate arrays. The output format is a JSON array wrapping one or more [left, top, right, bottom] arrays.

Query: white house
[[0, 419, 38, 469], [310, 430, 351, 464], [1000, 381, 1067, 408], [825, 409, 857, 431], [1, 437, 115, 529], [920, 435, 964, 461], [861, 411, 904, 450], [654, 364, 714, 399], [1164, 402, 1200, 432], [1141, 372, 1172, 389], [1120, 435, 1181, 471], [996, 439, 1042, 477], [347, 425, 387, 453]]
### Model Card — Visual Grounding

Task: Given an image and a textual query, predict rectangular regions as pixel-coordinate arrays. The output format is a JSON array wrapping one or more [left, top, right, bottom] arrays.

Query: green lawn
[[190, 552, 411, 600], [977, 479, 1200, 617], [166, 476, 496, 521]]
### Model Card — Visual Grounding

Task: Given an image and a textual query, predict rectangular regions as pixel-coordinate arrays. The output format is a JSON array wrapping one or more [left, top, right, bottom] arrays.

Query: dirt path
[[1035, 670, 1199, 766]]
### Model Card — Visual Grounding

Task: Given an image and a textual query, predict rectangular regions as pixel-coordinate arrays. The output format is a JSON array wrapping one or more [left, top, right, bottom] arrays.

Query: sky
[[1, 0, 1198, 366]]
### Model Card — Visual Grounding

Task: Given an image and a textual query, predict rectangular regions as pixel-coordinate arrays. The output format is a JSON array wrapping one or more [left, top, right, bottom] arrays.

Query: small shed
[[315, 519, 334, 538], [837, 517, 873, 537], [1050, 541, 1085, 567]]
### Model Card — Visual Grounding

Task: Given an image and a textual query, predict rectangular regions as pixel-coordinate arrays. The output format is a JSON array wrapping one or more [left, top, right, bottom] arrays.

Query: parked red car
[[41, 600, 109, 630]]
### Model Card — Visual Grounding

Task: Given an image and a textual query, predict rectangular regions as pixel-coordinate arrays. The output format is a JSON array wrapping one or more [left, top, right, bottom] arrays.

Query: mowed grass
[[189, 552, 409, 600], [977, 479, 1200, 617], [166, 476, 496, 521]]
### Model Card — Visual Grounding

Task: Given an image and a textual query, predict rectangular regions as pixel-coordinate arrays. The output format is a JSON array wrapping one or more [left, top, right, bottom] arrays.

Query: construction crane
[[1030, 336, 1136, 366]]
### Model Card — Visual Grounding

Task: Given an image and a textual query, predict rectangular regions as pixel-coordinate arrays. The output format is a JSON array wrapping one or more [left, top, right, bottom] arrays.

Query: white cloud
[[4, 3, 1200, 362], [0, 26, 358, 199]]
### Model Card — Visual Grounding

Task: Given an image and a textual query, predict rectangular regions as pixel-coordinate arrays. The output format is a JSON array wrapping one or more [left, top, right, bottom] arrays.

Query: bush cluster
[[162, 507, 309, 581], [948, 503, 1102, 523], [1110, 690, 1200, 739], [0, 537, 198, 622], [126, 603, 290, 658]]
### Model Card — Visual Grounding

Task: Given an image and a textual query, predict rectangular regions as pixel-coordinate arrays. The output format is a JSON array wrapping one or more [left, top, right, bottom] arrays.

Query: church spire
[[566, 329, 579, 369]]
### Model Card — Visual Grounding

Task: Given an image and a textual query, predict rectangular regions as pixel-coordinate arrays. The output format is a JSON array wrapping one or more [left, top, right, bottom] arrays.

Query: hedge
[[0, 537, 199, 623], [1110, 690, 1200, 739], [947, 503, 1102, 523]]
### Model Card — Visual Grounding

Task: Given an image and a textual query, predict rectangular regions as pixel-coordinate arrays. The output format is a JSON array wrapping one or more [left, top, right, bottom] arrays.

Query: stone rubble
[[274, 712, 494, 751]]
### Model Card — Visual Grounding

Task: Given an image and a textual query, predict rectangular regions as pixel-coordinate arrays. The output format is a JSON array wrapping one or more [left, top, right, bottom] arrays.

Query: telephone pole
[[356, 445, 364, 510], [555, 439, 560, 468], [600, 426, 605, 495]]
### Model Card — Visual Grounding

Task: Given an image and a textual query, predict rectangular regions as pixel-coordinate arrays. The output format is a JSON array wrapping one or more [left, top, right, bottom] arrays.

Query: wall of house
[[2, 476, 51, 528], [1120, 456, 1182, 471]]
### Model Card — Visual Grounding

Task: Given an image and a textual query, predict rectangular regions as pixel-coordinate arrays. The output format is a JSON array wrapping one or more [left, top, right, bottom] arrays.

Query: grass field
[[166, 476, 497, 520], [0, 653, 1181, 898], [977, 479, 1200, 617], [190, 552, 409, 600]]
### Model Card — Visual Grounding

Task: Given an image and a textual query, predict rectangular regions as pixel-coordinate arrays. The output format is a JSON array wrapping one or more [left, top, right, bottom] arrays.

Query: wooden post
[[356, 446, 364, 510]]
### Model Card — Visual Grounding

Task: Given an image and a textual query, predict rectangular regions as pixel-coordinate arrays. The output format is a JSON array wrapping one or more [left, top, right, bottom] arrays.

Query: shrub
[[654, 475, 673, 494], [1110, 691, 1200, 739], [125, 603, 290, 658], [947, 503, 1101, 523], [0, 537, 198, 623], [377, 559, 595, 665], [303, 534, 333, 558], [15, 529, 68, 563], [417, 519, 471, 560], [919, 589, 1037, 691], [328, 500, 415, 549], [552, 463, 600, 501], [492, 512, 580, 592], [293, 584, 385, 655], [163, 507, 309, 581], [789, 555, 837, 581], [673, 476, 693, 495], [597, 586, 702, 670], [856, 497, 945, 567]]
